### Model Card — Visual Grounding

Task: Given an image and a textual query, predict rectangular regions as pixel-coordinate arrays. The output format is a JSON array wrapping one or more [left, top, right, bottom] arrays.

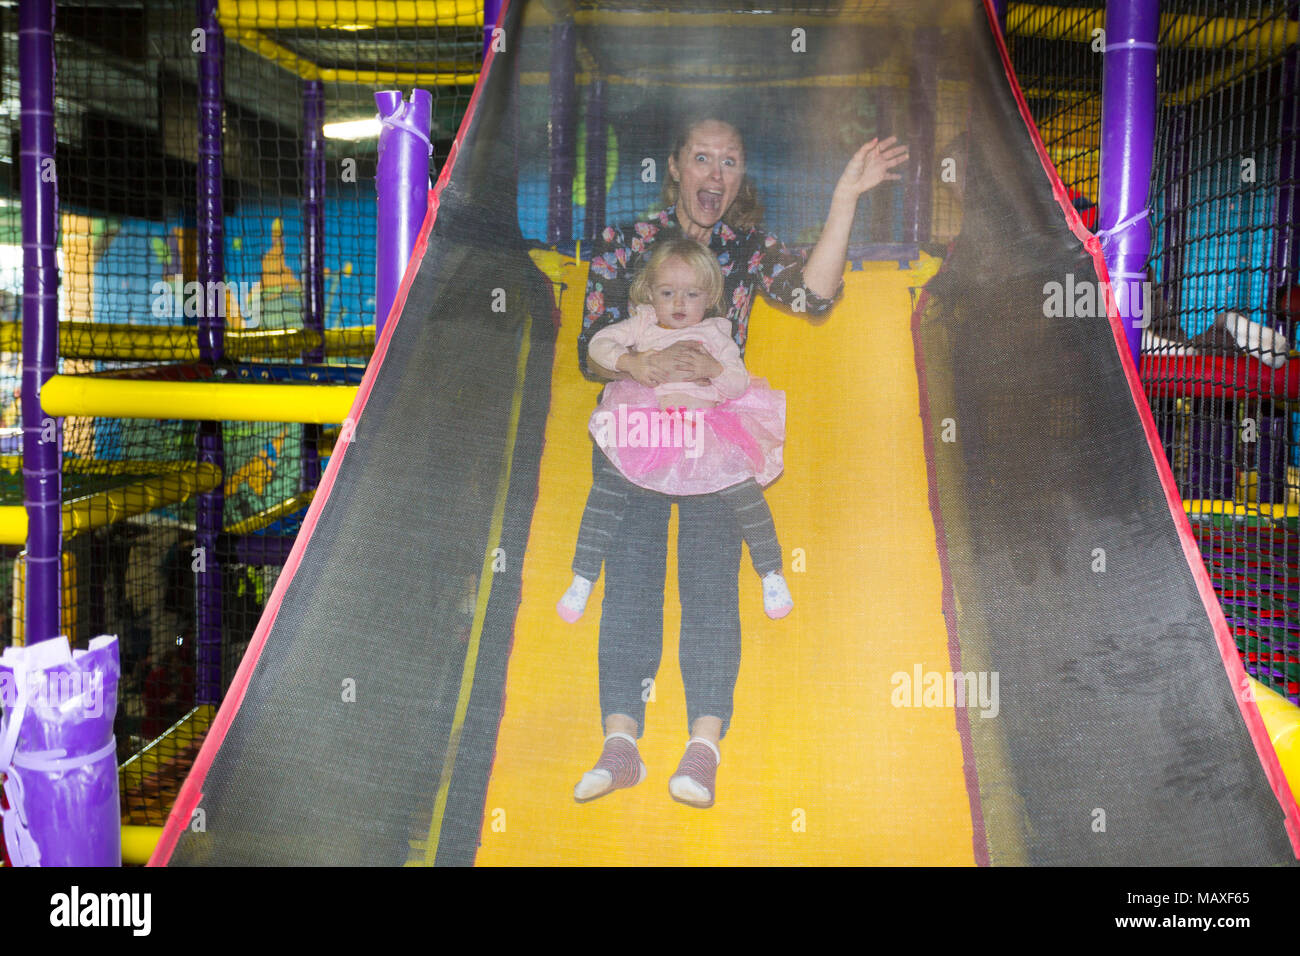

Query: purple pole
[[1270, 5, 1298, 314], [20, 0, 61, 644], [1097, 0, 1159, 368], [991, 0, 1008, 35], [197, 0, 224, 365], [233, 534, 295, 566], [870, 89, 894, 239], [374, 89, 432, 339], [584, 79, 606, 241], [303, 81, 325, 360], [905, 27, 937, 246], [195, 0, 224, 705], [483, 0, 503, 61], [547, 17, 576, 245], [0, 637, 122, 866], [301, 80, 325, 491], [1161, 108, 1188, 318]]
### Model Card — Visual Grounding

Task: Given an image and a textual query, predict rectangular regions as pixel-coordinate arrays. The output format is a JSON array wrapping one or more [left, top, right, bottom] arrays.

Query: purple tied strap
[[378, 99, 434, 158], [0, 635, 121, 867], [1094, 208, 1150, 252], [0, 665, 41, 866]]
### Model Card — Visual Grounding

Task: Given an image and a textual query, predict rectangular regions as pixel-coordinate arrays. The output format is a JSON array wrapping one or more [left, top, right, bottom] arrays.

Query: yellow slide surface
[[475, 255, 978, 865]]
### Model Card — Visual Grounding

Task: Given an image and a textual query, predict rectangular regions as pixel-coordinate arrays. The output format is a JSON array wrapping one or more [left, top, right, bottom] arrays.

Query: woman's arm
[[589, 316, 679, 386], [803, 137, 910, 300], [588, 303, 717, 386], [581, 228, 723, 385], [703, 321, 749, 399], [750, 142, 907, 320], [579, 232, 635, 380], [802, 193, 860, 300], [589, 343, 712, 385]]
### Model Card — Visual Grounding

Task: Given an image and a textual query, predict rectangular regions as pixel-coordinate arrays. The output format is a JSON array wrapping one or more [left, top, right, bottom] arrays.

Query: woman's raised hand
[[834, 136, 910, 200], [803, 136, 910, 299]]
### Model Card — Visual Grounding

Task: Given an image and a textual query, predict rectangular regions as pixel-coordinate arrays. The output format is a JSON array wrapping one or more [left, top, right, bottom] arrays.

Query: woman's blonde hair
[[628, 238, 725, 315], [661, 115, 764, 233]]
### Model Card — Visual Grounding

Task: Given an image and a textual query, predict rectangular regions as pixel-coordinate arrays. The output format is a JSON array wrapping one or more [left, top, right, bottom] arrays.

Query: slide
[[151, 0, 1300, 866], [471, 254, 976, 866]]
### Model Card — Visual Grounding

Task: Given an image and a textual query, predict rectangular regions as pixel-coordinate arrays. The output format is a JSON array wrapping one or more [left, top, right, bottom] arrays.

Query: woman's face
[[668, 120, 745, 235]]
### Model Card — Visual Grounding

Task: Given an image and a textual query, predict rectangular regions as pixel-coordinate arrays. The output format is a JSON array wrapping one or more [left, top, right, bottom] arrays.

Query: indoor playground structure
[[1, 0, 1299, 866]]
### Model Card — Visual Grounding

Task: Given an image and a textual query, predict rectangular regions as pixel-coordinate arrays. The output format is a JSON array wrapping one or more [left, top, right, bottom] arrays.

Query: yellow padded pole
[[217, 0, 482, 29], [39, 375, 357, 424], [0, 462, 222, 545], [1006, 3, 1298, 54], [121, 826, 162, 867], [1251, 679, 1300, 812], [0, 322, 378, 361]]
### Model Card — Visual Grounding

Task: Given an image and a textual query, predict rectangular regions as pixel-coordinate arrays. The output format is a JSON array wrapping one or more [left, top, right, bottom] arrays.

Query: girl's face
[[651, 256, 710, 330], [668, 121, 745, 235]]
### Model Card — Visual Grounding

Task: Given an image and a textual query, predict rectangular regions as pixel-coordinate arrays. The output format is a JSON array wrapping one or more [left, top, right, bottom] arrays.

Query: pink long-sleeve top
[[587, 306, 750, 408]]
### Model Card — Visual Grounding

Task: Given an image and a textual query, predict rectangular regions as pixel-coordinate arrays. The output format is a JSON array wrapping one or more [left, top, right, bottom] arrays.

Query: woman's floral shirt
[[578, 204, 842, 378]]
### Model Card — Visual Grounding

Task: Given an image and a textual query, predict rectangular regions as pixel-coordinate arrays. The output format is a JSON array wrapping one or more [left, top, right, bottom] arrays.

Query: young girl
[[558, 238, 794, 622]]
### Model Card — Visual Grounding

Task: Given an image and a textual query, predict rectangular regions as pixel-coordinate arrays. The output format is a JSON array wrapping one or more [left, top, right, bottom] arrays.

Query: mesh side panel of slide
[[166, 0, 556, 864], [913, 5, 1296, 865], [161, 0, 1298, 865]]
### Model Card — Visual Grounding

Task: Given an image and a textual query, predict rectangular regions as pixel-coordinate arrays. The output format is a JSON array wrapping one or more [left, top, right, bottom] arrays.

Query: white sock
[[1222, 311, 1290, 368], [1142, 331, 1194, 355], [668, 738, 720, 804], [761, 570, 793, 619], [557, 574, 594, 620], [574, 732, 641, 800]]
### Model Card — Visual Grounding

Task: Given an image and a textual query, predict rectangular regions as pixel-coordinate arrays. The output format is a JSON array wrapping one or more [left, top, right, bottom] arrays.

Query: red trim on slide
[[910, 283, 992, 866], [981, 0, 1300, 855], [148, 1, 517, 867]]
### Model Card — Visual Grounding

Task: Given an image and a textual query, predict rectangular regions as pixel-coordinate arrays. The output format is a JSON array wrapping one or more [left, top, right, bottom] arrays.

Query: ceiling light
[[323, 117, 381, 140]]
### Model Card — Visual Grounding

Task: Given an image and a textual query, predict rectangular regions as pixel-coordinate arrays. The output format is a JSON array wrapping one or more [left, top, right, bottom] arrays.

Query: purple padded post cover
[[0, 635, 121, 866]]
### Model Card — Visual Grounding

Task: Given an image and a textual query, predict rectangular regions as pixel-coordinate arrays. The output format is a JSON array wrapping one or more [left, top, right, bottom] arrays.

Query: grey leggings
[[585, 446, 770, 739], [572, 451, 782, 581]]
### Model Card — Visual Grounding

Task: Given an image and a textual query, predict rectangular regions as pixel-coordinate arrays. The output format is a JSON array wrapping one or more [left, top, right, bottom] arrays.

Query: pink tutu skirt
[[589, 379, 785, 496]]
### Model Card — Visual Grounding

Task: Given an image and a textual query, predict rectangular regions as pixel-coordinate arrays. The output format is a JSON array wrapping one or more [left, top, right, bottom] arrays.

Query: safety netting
[[156, 0, 1299, 865], [0, 0, 480, 829], [1005, 0, 1300, 714]]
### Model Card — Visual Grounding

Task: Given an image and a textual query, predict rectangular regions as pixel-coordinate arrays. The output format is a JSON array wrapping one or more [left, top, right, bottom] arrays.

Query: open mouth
[[697, 189, 724, 215]]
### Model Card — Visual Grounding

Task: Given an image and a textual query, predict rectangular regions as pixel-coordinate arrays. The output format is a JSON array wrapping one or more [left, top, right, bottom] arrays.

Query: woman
[[574, 115, 908, 808]]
